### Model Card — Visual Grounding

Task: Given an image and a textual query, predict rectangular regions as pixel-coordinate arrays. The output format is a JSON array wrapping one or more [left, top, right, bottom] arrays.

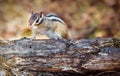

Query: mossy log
[[0, 37, 120, 76]]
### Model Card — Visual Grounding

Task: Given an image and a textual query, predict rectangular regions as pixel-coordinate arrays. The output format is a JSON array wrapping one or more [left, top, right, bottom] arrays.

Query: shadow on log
[[0, 37, 120, 76]]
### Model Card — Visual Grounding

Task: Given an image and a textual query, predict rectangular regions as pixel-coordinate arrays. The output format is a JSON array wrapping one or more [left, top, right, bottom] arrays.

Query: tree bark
[[0, 37, 120, 76]]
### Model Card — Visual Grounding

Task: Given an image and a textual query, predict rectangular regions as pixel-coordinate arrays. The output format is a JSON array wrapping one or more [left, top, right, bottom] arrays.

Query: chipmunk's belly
[[32, 26, 48, 35]]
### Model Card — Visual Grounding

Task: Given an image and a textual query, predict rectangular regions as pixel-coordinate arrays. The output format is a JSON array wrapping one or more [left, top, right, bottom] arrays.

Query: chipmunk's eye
[[36, 18, 39, 23]]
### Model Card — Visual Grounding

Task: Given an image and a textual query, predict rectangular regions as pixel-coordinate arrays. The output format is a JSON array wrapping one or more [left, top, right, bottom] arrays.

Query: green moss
[[112, 38, 120, 48], [22, 29, 32, 37]]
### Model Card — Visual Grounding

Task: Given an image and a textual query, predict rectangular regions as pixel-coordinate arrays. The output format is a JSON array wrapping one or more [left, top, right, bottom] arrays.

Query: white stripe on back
[[45, 16, 65, 24]]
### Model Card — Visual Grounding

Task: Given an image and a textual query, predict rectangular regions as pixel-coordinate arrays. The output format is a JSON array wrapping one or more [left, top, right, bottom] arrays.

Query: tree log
[[0, 37, 120, 76]]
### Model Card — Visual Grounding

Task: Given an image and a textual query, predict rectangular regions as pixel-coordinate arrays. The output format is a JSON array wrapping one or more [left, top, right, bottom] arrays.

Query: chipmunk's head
[[29, 11, 44, 28]]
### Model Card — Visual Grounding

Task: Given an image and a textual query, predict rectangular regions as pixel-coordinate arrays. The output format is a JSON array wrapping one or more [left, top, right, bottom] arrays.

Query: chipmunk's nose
[[28, 25, 32, 29]]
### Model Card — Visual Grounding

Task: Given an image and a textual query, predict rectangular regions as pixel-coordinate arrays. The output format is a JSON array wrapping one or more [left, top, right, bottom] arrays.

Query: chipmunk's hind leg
[[53, 32, 62, 40]]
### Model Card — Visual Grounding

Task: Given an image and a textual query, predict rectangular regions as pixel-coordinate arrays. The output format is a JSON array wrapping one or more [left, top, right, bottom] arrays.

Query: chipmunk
[[28, 11, 69, 40]]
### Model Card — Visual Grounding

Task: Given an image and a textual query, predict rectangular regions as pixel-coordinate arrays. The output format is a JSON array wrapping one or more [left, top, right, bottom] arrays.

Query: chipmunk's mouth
[[29, 24, 38, 29], [32, 26, 38, 29]]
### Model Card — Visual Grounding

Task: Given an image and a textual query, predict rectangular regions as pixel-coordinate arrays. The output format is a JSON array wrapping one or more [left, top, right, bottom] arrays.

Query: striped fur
[[29, 13, 65, 26], [29, 12, 69, 39], [45, 14, 65, 24]]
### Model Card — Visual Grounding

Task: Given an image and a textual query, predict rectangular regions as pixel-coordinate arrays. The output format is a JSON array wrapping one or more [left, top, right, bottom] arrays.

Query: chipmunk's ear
[[39, 11, 43, 17], [31, 10, 35, 14]]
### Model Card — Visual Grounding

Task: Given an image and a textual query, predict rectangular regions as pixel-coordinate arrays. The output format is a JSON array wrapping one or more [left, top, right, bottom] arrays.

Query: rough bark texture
[[0, 37, 120, 76]]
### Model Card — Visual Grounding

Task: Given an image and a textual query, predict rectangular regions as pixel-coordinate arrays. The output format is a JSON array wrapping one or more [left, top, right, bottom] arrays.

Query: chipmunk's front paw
[[30, 38, 34, 41], [30, 35, 36, 41], [30, 37, 36, 41]]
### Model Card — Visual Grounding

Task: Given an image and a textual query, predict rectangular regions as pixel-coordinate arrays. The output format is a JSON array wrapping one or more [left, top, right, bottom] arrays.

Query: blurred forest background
[[0, 0, 119, 40]]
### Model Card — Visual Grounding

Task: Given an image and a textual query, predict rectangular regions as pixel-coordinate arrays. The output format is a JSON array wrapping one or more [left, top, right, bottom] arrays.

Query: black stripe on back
[[45, 14, 65, 24], [51, 19, 64, 24], [45, 14, 58, 17]]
